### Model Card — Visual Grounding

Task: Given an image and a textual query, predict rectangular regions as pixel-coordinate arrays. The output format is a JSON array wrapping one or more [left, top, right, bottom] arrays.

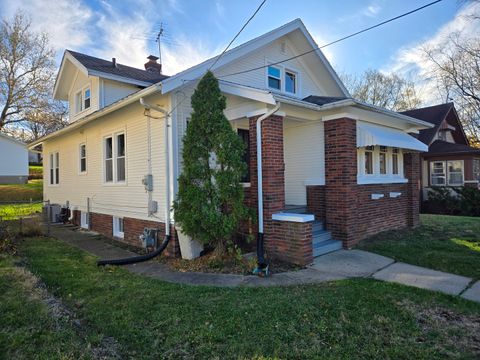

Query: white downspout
[[139, 98, 171, 237], [256, 102, 281, 235]]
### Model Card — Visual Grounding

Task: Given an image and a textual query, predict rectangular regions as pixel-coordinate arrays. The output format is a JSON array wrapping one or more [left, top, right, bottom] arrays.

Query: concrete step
[[312, 230, 332, 243], [313, 239, 343, 257], [312, 221, 324, 232]]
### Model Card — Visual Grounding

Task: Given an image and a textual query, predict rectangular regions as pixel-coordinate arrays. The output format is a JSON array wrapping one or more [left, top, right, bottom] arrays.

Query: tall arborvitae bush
[[174, 71, 248, 255]]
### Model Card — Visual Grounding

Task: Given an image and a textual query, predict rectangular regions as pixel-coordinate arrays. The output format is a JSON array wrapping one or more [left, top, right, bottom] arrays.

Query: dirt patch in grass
[[11, 259, 122, 359], [158, 251, 303, 275], [398, 299, 480, 357]]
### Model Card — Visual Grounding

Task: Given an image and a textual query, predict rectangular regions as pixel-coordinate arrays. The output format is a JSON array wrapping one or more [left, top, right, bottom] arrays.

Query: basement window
[[113, 217, 124, 238]]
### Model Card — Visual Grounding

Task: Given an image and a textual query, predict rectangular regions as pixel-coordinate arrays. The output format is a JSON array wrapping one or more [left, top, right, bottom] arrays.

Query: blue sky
[[1, 0, 478, 86]]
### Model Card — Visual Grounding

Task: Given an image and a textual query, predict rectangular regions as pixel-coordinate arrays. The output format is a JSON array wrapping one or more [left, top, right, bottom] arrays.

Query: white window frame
[[74, 83, 91, 114], [357, 146, 406, 184], [285, 69, 297, 94], [265, 60, 301, 97], [430, 161, 446, 186], [79, 143, 87, 174], [113, 216, 124, 238], [474, 159, 480, 181], [103, 131, 126, 185], [267, 65, 282, 91], [49, 151, 60, 185], [80, 211, 89, 229], [430, 160, 464, 186]]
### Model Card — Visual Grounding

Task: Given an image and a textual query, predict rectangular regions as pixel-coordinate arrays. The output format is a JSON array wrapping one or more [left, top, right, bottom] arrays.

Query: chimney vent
[[144, 55, 162, 74], [112, 57, 117, 68]]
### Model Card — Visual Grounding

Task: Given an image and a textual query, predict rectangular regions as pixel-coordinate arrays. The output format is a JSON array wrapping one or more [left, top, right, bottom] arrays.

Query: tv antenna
[[155, 23, 164, 64]]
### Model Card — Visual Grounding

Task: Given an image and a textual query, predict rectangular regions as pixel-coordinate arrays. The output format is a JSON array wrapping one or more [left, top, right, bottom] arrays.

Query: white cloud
[[337, 0, 383, 23], [1, 0, 93, 57], [382, 2, 480, 104], [364, 4, 381, 17]]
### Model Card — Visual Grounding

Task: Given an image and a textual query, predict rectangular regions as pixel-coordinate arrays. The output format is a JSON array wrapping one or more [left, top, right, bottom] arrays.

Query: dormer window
[[267, 66, 281, 90], [285, 70, 296, 94], [74, 84, 91, 114], [267, 64, 298, 95]]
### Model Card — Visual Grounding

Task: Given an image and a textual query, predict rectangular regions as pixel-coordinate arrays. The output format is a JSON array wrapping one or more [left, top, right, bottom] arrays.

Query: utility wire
[[208, 0, 267, 71], [218, 0, 443, 79], [164, 0, 267, 118]]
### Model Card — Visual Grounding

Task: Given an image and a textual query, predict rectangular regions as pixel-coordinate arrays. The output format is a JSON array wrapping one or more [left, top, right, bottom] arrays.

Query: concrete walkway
[[50, 225, 480, 303]]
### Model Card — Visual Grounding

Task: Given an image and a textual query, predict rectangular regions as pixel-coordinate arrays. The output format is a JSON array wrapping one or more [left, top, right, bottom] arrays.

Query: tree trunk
[[213, 239, 227, 258]]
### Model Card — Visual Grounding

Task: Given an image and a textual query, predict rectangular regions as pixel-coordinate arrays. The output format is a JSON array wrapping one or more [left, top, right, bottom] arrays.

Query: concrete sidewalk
[[50, 225, 480, 303]]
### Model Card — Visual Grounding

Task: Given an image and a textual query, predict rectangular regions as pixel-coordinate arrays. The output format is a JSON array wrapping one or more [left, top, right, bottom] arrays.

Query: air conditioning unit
[[44, 204, 62, 223]]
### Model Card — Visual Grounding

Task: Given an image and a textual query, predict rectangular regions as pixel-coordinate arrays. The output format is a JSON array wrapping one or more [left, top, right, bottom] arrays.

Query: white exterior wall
[[284, 121, 325, 205], [0, 137, 28, 176], [215, 38, 329, 98], [102, 80, 139, 107], [43, 94, 170, 222]]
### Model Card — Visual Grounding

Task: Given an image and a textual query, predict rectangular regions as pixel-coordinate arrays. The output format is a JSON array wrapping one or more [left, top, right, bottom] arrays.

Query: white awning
[[357, 121, 428, 152]]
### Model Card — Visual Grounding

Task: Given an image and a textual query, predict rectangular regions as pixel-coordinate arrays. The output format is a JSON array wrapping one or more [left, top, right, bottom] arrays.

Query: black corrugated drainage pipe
[[97, 235, 171, 266]]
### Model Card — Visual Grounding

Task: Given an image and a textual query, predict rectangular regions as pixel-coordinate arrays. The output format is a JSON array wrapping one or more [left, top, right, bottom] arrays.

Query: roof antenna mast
[[155, 23, 164, 65]]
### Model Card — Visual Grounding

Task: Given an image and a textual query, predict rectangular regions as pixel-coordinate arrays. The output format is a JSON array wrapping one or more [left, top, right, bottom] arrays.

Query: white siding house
[[0, 133, 28, 184]]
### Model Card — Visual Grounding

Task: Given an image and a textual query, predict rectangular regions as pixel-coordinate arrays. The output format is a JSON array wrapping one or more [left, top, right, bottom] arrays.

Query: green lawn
[[357, 214, 480, 280], [0, 202, 43, 220], [0, 179, 43, 202], [2, 237, 478, 359], [29, 165, 43, 176]]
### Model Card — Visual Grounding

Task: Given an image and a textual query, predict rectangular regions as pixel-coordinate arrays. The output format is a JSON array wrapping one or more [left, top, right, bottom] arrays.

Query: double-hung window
[[49, 152, 59, 185], [430, 160, 464, 186], [392, 148, 399, 175], [379, 146, 387, 174], [74, 85, 91, 114], [364, 146, 374, 175], [79, 143, 87, 173], [285, 70, 296, 94], [474, 159, 480, 181], [430, 161, 446, 186], [267, 66, 281, 90], [104, 133, 126, 183]]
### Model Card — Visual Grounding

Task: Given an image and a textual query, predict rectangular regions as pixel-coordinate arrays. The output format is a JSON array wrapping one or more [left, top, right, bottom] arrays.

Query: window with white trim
[[392, 148, 400, 175], [104, 132, 126, 183], [447, 160, 463, 186], [364, 146, 374, 175], [113, 217, 124, 238], [474, 159, 480, 181], [357, 146, 405, 183], [267, 66, 281, 90], [49, 152, 59, 185], [80, 211, 89, 229], [79, 143, 86, 173], [430, 161, 446, 186], [430, 160, 464, 186], [74, 85, 91, 114], [285, 70, 297, 94]]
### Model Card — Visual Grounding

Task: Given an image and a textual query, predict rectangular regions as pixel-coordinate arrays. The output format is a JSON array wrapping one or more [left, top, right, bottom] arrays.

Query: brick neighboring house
[[401, 103, 480, 199], [30, 19, 433, 266]]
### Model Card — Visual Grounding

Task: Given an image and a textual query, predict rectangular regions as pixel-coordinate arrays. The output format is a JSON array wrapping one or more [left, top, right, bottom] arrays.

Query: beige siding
[[215, 37, 328, 98], [284, 121, 325, 205], [44, 94, 169, 222], [103, 79, 139, 107]]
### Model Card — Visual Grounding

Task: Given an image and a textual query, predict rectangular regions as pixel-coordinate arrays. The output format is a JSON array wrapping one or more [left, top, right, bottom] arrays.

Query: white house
[[0, 132, 29, 184], [29, 19, 432, 265]]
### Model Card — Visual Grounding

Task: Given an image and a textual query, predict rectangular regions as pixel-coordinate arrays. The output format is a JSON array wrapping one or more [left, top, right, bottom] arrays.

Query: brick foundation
[[271, 220, 313, 265], [306, 185, 326, 220], [84, 212, 180, 257]]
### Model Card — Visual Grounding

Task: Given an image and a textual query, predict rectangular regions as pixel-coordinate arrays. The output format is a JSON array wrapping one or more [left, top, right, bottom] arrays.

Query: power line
[[208, 0, 267, 72], [218, 0, 443, 79], [165, 0, 267, 118]]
